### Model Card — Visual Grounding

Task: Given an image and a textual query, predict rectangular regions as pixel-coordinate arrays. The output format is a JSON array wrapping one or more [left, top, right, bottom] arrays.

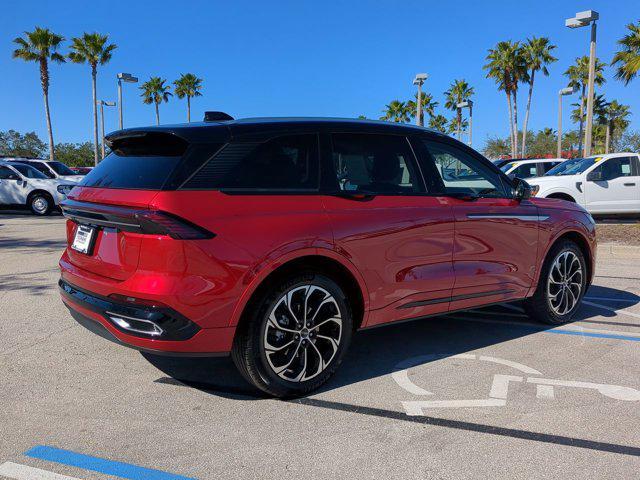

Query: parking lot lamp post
[[413, 73, 428, 126], [456, 100, 473, 146], [98, 100, 116, 159], [557, 86, 578, 158], [117, 72, 138, 130], [566, 10, 599, 156]]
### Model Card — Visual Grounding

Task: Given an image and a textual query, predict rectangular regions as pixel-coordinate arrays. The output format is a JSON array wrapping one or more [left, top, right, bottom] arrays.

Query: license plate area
[[71, 224, 97, 255]]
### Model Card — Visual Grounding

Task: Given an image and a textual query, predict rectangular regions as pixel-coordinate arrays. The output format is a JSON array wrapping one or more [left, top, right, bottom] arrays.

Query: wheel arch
[[535, 228, 595, 291], [26, 189, 55, 205], [229, 249, 369, 331], [546, 192, 576, 203]]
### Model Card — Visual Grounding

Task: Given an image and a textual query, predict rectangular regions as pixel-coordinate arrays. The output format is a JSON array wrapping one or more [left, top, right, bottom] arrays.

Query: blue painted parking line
[[24, 446, 196, 480]]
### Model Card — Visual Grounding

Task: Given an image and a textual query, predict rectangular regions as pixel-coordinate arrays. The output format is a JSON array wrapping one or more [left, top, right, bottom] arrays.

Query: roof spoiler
[[204, 111, 234, 122]]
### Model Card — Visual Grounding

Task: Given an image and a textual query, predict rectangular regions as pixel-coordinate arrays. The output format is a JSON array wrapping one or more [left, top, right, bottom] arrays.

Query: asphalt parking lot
[[1, 212, 639, 479]]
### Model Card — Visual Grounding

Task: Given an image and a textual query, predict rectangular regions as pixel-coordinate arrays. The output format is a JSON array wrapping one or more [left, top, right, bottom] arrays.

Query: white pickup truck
[[527, 152, 640, 214]]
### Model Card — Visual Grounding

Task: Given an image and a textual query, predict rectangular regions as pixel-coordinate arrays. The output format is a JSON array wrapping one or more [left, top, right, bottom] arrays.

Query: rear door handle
[[623, 183, 636, 186]]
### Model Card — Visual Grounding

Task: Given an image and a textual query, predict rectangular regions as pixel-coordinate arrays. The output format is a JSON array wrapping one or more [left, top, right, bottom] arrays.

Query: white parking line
[[582, 300, 640, 320], [0, 462, 82, 480]]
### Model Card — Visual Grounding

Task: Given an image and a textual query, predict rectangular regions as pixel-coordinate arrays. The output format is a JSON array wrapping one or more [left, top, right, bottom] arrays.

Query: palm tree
[[407, 92, 439, 125], [12, 27, 65, 161], [611, 21, 640, 85], [562, 130, 581, 158], [173, 73, 203, 122], [564, 56, 606, 154], [447, 116, 469, 136], [140, 77, 172, 125], [598, 100, 631, 153], [484, 41, 521, 158], [444, 79, 474, 140], [428, 114, 448, 133], [381, 100, 411, 123], [68, 33, 117, 165], [521, 37, 557, 156]]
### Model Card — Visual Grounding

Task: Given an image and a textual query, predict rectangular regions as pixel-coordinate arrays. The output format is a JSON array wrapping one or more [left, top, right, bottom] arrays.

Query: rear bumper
[[59, 279, 235, 356]]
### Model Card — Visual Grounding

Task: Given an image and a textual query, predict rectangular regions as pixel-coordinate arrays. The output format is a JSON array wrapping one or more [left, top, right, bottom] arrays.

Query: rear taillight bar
[[61, 199, 215, 240]]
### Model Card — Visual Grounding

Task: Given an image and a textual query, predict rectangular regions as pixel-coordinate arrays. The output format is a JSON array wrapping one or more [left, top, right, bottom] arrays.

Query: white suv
[[527, 152, 640, 214], [500, 158, 565, 179], [0, 161, 77, 215], [5, 158, 84, 182]]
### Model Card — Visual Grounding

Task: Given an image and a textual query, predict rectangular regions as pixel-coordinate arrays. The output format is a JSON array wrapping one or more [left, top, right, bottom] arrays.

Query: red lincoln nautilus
[[59, 115, 596, 397]]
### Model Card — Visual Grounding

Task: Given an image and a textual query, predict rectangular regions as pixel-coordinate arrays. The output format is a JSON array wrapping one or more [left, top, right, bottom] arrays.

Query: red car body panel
[[59, 185, 596, 355]]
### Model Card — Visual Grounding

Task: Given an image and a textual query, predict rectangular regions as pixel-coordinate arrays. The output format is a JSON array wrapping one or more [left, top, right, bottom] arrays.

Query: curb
[[597, 243, 640, 259]]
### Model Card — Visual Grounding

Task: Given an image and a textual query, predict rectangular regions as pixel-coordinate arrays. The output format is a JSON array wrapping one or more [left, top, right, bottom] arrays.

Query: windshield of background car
[[500, 162, 517, 173], [48, 161, 76, 176], [11, 164, 48, 179], [545, 157, 598, 176]]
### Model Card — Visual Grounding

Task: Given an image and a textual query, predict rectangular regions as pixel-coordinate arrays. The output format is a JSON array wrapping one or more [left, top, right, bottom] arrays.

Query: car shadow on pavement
[[143, 284, 640, 400]]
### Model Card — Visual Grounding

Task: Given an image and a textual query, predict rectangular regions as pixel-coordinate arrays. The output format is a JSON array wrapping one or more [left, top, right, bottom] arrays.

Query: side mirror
[[587, 170, 603, 182], [513, 177, 532, 201]]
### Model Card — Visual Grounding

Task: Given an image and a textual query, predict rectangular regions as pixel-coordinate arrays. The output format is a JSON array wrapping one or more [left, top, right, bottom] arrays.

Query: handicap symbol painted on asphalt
[[391, 354, 640, 416]]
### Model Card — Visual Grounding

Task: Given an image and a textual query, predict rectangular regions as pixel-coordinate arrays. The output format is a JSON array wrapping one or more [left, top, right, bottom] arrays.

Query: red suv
[[59, 116, 596, 397]]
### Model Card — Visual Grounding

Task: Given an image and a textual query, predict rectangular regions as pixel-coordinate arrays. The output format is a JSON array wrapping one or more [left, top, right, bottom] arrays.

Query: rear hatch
[[62, 131, 222, 281]]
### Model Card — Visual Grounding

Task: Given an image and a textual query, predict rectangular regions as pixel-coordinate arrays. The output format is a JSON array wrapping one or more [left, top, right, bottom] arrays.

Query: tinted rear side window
[[183, 134, 319, 191], [80, 133, 187, 189]]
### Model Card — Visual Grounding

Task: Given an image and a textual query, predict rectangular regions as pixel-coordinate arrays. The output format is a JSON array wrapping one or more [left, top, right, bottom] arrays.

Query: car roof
[[509, 158, 564, 164], [106, 117, 447, 144], [5, 158, 47, 163]]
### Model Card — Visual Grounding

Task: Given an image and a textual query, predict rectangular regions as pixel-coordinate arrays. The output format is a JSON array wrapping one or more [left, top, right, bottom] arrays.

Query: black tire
[[524, 240, 587, 325], [231, 272, 353, 398], [29, 192, 53, 216]]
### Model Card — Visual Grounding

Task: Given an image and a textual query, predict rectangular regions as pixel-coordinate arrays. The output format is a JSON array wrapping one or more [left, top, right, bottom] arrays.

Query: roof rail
[[203, 111, 234, 122]]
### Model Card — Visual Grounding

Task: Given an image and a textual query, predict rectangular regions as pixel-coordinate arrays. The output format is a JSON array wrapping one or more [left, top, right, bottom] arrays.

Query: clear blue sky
[[1, 0, 638, 151]]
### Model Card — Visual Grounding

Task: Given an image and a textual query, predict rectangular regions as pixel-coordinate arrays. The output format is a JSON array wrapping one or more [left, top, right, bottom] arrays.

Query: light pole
[[566, 10, 599, 157], [98, 100, 116, 159], [413, 73, 428, 126], [557, 86, 578, 158], [117, 72, 138, 130], [457, 100, 474, 146]]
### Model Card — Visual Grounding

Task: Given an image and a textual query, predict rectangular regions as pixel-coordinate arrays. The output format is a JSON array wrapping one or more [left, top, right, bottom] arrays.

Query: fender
[[539, 186, 582, 204], [527, 218, 596, 296], [227, 246, 370, 327]]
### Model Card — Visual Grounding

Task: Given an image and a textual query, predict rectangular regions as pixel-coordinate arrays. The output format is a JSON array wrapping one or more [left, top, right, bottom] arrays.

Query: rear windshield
[[79, 133, 187, 189]]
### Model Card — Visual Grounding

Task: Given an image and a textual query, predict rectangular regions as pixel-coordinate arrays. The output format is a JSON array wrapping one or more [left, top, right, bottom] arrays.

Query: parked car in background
[[0, 161, 77, 215], [70, 166, 93, 175], [6, 158, 84, 182], [528, 152, 640, 214], [59, 116, 596, 397], [500, 158, 565, 179]]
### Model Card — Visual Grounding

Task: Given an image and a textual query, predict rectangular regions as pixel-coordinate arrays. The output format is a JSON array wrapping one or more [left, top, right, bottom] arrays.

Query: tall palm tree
[[140, 77, 172, 125], [444, 79, 474, 140], [447, 116, 469, 136], [564, 56, 606, 154], [381, 100, 411, 123], [611, 21, 640, 85], [12, 27, 65, 161], [521, 37, 557, 156], [484, 41, 521, 158], [68, 33, 117, 165], [407, 92, 439, 125], [428, 114, 448, 133], [173, 73, 203, 122]]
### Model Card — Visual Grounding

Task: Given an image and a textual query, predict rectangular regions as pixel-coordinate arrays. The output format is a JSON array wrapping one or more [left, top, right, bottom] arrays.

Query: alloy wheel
[[546, 250, 583, 316], [263, 285, 342, 382]]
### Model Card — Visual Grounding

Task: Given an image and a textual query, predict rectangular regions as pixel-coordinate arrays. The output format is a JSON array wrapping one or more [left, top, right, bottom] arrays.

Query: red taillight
[[61, 199, 215, 240], [135, 211, 215, 240]]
